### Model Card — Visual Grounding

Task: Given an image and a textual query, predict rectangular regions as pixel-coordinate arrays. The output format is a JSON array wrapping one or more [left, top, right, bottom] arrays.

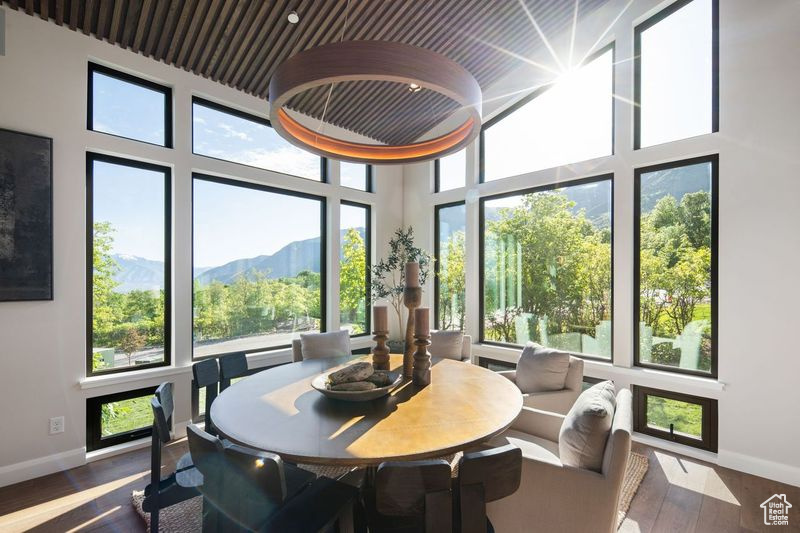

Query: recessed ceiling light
[[408, 83, 422, 93], [287, 11, 299, 24]]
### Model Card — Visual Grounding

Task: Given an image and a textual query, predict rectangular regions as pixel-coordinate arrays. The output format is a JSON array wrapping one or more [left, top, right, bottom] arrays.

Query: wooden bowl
[[311, 370, 403, 402]]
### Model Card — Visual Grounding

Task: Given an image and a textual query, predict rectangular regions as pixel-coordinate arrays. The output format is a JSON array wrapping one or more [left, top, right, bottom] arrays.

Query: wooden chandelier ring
[[268, 41, 483, 165]]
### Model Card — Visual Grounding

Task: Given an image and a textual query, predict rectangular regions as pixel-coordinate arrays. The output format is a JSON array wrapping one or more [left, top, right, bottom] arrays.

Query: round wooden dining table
[[211, 354, 523, 466]]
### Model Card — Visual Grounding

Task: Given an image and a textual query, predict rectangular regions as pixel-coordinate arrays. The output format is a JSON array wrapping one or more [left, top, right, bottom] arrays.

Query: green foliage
[[646, 396, 702, 437], [340, 228, 367, 334], [438, 230, 466, 330], [371, 227, 431, 335], [100, 396, 152, 437]]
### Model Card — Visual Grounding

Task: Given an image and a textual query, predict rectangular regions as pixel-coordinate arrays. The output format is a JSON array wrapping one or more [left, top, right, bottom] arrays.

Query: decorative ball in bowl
[[311, 362, 402, 402]]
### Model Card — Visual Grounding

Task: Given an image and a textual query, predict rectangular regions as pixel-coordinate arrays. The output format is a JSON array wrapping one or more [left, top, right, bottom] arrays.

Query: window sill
[[80, 364, 190, 390]]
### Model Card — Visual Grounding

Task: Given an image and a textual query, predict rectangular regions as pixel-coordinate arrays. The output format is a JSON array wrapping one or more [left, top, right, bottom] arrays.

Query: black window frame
[[434, 150, 467, 193], [633, 0, 719, 150], [434, 200, 467, 331], [87, 62, 173, 149], [633, 385, 718, 452], [191, 96, 327, 183], [190, 173, 328, 360], [633, 154, 718, 378], [477, 356, 517, 371], [479, 43, 615, 183], [86, 153, 172, 377], [478, 173, 615, 363], [86, 385, 158, 452], [340, 200, 372, 338]]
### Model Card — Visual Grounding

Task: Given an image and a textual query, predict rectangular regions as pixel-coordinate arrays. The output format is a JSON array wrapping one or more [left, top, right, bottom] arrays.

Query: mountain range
[[111, 227, 364, 292]]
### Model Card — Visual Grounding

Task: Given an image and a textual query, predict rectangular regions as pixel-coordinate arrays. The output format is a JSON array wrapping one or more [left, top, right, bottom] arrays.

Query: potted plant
[[371, 226, 431, 353]]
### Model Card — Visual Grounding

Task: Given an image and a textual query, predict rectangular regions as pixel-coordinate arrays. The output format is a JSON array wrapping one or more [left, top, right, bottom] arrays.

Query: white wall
[[405, 0, 800, 487], [0, 8, 404, 486]]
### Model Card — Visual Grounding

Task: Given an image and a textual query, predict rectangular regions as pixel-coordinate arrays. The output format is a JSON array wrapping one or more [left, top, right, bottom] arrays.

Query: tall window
[[340, 202, 371, 336], [87, 155, 170, 375], [436, 149, 466, 192], [88, 63, 172, 147], [635, 156, 717, 376], [192, 98, 323, 181], [192, 175, 325, 357], [340, 162, 372, 192], [435, 202, 466, 330], [482, 46, 613, 182], [635, 0, 718, 148], [481, 176, 612, 359]]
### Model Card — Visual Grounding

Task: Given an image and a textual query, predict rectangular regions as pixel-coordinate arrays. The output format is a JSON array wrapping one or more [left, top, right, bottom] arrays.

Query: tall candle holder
[[403, 286, 422, 378], [413, 331, 432, 387], [372, 329, 390, 371]]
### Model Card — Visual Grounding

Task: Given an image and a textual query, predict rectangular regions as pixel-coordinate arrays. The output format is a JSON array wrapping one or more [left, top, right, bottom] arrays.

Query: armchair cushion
[[429, 330, 464, 360], [558, 380, 616, 472], [487, 430, 561, 467], [516, 343, 571, 393], [299, 331, 351, 359]]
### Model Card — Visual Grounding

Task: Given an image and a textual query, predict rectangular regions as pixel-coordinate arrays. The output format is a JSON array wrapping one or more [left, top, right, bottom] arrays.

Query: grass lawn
[[646, 395, 702, 438], [101, 395, 153, 437]]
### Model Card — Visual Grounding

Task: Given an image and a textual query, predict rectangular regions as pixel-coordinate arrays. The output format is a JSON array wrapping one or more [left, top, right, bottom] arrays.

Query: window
[[87, 154, 171, 375], [633, 386, 718, 452], [477, 357, 516, 372], [192, 175, 325, 358], [435, 202, 466, 331], [340, 162, 372, 191], [481, 175, 613, 359], [435, 149, 466, 192], [481, 46, 613, 182], [192, 97, 323, 181], [340, 202, 371, 336], [86, 386, 156, 451], [635, 0, 718, 148], [88, 63, 172, 147], [635, 156, 717, 376]]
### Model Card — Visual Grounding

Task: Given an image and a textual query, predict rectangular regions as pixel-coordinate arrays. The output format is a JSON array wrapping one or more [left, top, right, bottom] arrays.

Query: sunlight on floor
[[654, 450, 740, 504]]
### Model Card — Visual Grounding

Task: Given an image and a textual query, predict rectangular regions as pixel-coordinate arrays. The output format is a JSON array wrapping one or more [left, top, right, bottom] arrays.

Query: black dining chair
[[455, 445, 522, 533], [372, 459, 453, 532], [187, 425, 358, 533], [219, 352, 248, 392], [193, 358, 220, 435], [143, 382, 202, 532]]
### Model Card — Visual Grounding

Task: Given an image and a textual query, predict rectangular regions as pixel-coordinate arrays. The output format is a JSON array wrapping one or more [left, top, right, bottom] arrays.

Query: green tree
[[92, 222, 120, 351], [438, 230, 466, 330], [340, 228, 367, 333]]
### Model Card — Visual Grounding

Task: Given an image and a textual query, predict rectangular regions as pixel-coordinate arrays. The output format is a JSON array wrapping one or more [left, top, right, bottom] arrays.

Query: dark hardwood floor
[[0, 440, 797, 532]]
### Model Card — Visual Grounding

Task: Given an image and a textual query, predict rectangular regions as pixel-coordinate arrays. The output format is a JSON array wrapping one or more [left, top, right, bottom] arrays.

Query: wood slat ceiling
[[4, 0, 609, 145]]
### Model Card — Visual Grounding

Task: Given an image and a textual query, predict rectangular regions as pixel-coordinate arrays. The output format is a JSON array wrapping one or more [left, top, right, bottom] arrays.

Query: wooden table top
[[211, 354, 523, 466]]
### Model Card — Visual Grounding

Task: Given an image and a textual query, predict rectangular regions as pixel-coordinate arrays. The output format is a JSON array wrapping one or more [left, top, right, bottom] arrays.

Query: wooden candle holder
[[413, 333, 432, 387], [403, 286, 422, 379], [372, 330, 390, 371]]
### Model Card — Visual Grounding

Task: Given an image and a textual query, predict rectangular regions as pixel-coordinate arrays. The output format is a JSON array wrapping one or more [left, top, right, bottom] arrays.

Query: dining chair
[[143, 383, 202, 532], [219, 352, 248, 391], [192, 358, 220, 435], [187, 425, 358, 533], [455, 444, 522, 533], [373, 459, 453, 532]]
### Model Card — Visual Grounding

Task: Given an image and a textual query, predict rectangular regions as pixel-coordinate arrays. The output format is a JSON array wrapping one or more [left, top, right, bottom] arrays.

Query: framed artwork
[[0, 128, 53, 301]]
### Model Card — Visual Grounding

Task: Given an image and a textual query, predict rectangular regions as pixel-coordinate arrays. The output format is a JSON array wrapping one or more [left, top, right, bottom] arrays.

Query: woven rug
[[133, 452, 648, 532]]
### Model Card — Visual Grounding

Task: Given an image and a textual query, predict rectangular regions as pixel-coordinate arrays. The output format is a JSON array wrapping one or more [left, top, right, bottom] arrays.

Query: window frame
[[633, 154, 719, 378], [87, 62, 173, 148], [633, 0, 719, 150], [434, 200, 467, 330], [478, 173, 614, 362], [340, 200, 372, 338], [191, 96, 327, 182], [190, 173, 328, 360], [86, 386, 158, 452], [85, 153, 172, 377], [633, 385, 718, 452], [479, 42, 615, 183]]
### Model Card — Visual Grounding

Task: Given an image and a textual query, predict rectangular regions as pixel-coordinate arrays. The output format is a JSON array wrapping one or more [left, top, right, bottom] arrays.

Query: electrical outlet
[[49, 416, 65, 435]]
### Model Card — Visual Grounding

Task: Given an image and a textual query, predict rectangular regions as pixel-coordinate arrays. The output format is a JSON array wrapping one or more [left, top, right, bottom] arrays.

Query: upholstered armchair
[[498, 355, 584, 414], [292, 330, 352, 362], [429, 331, 473, 362], [485, 388, 632, 533]]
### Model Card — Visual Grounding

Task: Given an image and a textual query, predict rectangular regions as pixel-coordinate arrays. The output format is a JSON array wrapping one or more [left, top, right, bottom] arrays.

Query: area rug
[[133, 452, 649, 532]]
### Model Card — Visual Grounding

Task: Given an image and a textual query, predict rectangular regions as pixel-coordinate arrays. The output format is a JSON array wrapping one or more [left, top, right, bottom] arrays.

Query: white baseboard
[[0, 447, 85, 488], [718, 449, 800, 488]]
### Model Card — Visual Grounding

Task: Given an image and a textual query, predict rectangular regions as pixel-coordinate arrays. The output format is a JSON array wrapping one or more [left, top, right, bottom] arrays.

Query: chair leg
[[150, 509, 158, 532]]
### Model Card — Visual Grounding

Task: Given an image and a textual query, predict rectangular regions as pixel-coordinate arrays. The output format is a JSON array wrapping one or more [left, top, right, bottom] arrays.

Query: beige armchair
[[429, 332, 473, 362], [485, 388, 632, 533], [498, 356, 584, 414], [291, 330, 351, 362]]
